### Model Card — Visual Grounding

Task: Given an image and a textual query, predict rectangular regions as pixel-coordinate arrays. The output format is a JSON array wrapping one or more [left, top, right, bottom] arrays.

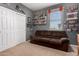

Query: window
[[50, 10, 63, 30]]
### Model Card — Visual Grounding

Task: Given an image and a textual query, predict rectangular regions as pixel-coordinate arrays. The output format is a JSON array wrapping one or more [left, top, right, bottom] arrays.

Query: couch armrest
[[60, 38, 69, 44], [30, 35, 40, 40], [30, 35, 35, 40], [60, 38, 69, 51], [30, 35, 36, 38], [61, 38, 68, 40], [30, 35, 33, 38]]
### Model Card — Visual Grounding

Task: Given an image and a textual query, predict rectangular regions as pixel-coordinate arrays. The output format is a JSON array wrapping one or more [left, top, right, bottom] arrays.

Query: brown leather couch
[[30, 30, 69, 52]]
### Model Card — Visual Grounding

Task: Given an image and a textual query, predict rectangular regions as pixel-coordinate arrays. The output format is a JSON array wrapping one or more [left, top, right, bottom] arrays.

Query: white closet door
[[19, 14, 26, 42], [2, 7, 8, 50], [16, 14, 22, 43], [13, 12, 18, 44], [15, 13, 26, 43], [18, 14, 26, 42], [11, 11, 17, 45], [20, 15, 26, 42], [0, 6, 26, 52], [0, 7, 3, 51], [14, 12, 20, 44], [6, 9, 16, 48]]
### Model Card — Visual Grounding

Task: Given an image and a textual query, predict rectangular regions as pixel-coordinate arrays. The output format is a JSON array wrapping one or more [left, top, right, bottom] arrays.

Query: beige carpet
[[0, 41, 78, 56]]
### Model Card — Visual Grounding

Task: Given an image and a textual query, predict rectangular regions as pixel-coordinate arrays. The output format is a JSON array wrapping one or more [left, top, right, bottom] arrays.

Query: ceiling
[[22, 3, 57, 11]]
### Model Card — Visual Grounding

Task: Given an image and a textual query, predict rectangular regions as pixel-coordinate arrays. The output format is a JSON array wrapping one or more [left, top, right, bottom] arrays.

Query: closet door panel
[[0, 7, 3, 51], [11, 11, 17, 45], [7, 10, 15, 48], [16, 14, 26, 43], [7, 10, 11, 48], [13, 12, 18, 44], [14, 13, 20, 43], [21, 15, 26, 42], [20, 15, 26, 42], [14, 13, 26, 43], [2, 8, 8, 50]]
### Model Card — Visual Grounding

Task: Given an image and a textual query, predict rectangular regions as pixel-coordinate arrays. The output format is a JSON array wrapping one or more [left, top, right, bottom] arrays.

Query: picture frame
[[27, 17, 31, 23], [67, 12, 78, 20]]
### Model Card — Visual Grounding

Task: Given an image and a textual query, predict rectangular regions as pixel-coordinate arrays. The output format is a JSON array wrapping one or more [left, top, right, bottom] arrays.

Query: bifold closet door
[[1, 6, 17, 50], [18, 14, 26, 43], [6, 9, 17, 48], [14, 13, 26, 44], [2, 7, 8, 50], [0, 6, 26, 51], [0, 7, 3, 51], [2, 7, 14, 50]]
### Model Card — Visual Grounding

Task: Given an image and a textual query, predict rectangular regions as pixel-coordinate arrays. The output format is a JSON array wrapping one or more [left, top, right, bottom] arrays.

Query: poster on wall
[[67, 12, 78, 20]]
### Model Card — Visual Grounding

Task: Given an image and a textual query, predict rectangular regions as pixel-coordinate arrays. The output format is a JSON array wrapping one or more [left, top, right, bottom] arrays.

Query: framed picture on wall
[[27, 17, 31, 23], [67, 12, 78, 20]]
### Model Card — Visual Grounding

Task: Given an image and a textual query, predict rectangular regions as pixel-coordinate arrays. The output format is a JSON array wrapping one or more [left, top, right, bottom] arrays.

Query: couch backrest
[[35, 30, 68, 39]]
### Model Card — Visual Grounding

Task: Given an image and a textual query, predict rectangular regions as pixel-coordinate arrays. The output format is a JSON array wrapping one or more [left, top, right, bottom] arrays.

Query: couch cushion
[[49, 39, 61, 44], [33, 37, 50, 42]]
